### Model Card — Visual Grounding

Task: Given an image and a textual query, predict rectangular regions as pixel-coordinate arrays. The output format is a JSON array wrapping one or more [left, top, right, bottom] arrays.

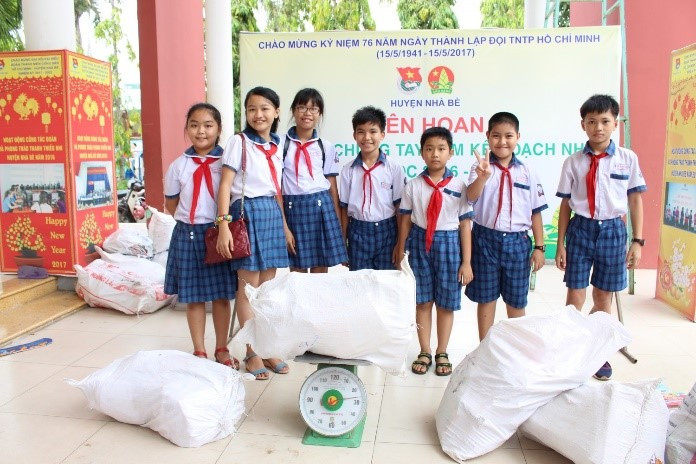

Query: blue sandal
[[243, 352, 270, 380], [263, 358, 289, 374]]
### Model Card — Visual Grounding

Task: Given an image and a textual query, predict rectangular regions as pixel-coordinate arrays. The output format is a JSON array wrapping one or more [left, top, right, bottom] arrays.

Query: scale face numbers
[[299, 366, 367, 437]]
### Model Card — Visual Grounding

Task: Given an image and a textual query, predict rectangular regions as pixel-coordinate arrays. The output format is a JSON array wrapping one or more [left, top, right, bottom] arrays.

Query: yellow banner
[[67, 53, 111, 85], [656, 43, 696, 321], [0, 53, 62, 79]]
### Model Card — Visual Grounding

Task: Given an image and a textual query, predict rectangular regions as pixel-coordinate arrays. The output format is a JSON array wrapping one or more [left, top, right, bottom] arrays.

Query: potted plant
[[79, 212, 103, 263], [7, 216, 46, 268]]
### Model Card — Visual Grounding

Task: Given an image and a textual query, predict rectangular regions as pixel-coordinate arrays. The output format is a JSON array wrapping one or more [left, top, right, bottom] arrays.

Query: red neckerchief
[[586, 152, 609, 218], [259, 143, 281, 196], [493, 162, 512, 228], [422, 175, 453, 253], [294, 140, 315, 182], [189, 156, 216, 223], [361, 161, 382, 216]]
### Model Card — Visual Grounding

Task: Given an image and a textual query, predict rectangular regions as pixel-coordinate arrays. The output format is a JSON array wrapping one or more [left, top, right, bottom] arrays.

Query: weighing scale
[[295, 353, 371, 448]]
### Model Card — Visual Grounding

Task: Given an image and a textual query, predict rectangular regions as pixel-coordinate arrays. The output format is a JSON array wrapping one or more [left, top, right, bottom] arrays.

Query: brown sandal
[[411, 352, 432, 375], [434, 353, 452, 376]]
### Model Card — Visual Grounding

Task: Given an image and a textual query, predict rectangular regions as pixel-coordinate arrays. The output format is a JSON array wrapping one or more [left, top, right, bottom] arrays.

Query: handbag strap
[[237, 132, 247, 220]]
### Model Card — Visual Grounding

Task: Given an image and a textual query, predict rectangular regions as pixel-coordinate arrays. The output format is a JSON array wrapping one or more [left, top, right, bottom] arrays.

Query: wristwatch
[[533, 245, 546, 252], [632, 238, 645, 246]]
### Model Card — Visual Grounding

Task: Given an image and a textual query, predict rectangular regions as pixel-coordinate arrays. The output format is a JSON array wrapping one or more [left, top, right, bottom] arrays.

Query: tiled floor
[[1, 267, 694, 464]]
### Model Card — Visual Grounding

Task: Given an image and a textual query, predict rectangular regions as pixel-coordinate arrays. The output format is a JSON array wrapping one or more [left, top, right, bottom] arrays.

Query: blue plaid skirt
[[347, 216, 397, 271], [284, 190, 348, 268], [564, 215, 627, 291], [464, 223, 532, 309], [407, 225, 462, 311], [229, 196, 289, 271], [164, 221, 237, 303]]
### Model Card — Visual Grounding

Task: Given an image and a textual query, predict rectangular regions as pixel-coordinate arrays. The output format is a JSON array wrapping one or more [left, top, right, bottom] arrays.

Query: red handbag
[[204, 133, 252, 264]]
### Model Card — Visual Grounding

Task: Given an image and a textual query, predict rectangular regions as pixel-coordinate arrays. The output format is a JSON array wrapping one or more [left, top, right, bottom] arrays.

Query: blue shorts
[[347, 216, 397, 271], [464, 224, 532, 309], [284, 190, 348, 268], [564, 215, 627, 292], [164, 222, 237, 303], [229, 196, 289, 271], [407, 225, 462, 311]]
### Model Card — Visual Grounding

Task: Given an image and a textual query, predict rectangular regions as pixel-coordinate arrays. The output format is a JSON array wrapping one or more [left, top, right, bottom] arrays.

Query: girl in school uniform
[[216, 86, 291, 380], [281, 88, 347, 272], [164, 102, 239, 369]]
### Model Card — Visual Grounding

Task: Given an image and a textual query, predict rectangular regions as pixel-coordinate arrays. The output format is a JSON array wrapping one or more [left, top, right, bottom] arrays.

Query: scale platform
[[294, 352, 371, 448]]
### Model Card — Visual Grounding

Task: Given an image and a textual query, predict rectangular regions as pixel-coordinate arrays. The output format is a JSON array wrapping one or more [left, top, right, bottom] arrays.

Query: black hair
[[185, 102, 222, 145], [352, 106, 386, 132], [244, 86, 281, 134], [580, 94, 619, 118], [291, 88, 324, 115], [420, 127, 453, 149], [488, 112, 520, 132]]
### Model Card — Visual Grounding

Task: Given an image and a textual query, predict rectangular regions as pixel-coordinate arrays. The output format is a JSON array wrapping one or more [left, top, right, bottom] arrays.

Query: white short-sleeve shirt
[[555, 140, 647, 220], [222, 129, 283, 203], [467, 154, 548, 232], [281, 127, 339, 195], [338, 151, 406, 222], [164, 146, 224, 224], [399, 169, 473, 231]]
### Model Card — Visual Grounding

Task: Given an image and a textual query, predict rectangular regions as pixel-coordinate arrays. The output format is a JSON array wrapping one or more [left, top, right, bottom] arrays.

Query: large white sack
[[75, 259, 174, 314], [520, 379, 669, 464], [67, 350, 246, 448], [103, 227, 154, 258], [436, 306, 632, 462], [666, 382, 696, 464], [148, 209, 176, 254], [235, 258, 416, 375], [152, 251, 169, 268], [95, 246, 166, 284]]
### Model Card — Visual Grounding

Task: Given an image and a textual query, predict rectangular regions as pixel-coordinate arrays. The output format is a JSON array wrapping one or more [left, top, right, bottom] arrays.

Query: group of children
[[164, 90, 646, 382]]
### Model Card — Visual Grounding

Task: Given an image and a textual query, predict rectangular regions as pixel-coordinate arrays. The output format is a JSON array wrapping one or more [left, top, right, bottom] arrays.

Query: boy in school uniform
[[339, 106, 406, 270], [466, 112, 547, 341], [555, 94, 646, 381], [397, 127, 473, 377]]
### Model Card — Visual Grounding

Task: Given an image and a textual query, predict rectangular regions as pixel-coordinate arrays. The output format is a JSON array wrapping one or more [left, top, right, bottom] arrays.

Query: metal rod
[[615, 291, 638, 363]]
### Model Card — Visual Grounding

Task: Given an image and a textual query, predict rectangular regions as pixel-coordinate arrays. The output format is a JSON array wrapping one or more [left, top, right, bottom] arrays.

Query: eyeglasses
[[295, 105, 320, 114]]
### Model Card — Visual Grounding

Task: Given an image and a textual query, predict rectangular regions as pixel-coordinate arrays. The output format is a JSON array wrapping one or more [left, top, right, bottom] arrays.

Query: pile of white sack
[[148, 209, 176, 267], [666, 382, 696, 464], [67, 350, 246, 448], [435, 306, 673, 463], [234, 257, 416, 375]]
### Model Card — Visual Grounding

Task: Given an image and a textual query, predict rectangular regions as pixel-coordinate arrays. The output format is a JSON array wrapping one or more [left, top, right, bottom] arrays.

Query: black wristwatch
[[632, 238, 645, 246], [533, 245, 546, 252]]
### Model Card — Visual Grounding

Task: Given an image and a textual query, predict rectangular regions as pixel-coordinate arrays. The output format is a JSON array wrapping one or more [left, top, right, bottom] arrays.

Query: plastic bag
[[103, 227, 154, 258], [436, 306, 632, 462], [67, 350, 246, 448], [95, 246, 165, 284], [666, 382, 696, 464], [235, 257, 416, 375], [148, 209, 176, 254], [520, 379, 669, 464]]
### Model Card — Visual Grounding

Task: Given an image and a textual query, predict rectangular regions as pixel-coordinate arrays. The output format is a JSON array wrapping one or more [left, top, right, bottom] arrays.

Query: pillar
[[22, 0, 76, 51], [204, 0, 234, 143]]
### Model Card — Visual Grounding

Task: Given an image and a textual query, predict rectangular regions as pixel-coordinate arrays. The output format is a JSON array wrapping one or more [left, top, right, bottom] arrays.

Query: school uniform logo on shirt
[[537, 184, 544, 197], [380, 181, 392, 189], [516, 174, 529, 184]]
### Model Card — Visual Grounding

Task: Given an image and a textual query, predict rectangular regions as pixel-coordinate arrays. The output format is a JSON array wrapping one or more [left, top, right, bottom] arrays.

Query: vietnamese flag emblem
[[397, 67, 422, 94]]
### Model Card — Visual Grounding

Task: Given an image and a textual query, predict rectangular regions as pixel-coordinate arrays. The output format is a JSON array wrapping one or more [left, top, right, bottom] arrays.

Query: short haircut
[[185, 102, 222, 145], [244, 86, 281, 134], [290, 88, 324, 115], [352, 106, 386, 131], [420, 127, 453, 149], [488, 112, 519, 132], [580, 94, 619, 118]]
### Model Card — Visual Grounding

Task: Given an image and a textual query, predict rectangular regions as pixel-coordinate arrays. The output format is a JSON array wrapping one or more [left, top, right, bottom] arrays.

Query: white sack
[[666, 382, 696, 464], [103, 227, 154, 258], [67, 350, 246, 448], [148, 209, 176, 254], [152, 251, 169, 268], [75, 259, 174, 314], [235, 258, 416, 375], [436, 306, 632, 462], [520, 379, 669, 464], [95, 246, 166, 284]]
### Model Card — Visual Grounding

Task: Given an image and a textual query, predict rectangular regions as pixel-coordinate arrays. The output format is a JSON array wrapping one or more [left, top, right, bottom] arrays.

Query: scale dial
[[299, 366, 367, 437]]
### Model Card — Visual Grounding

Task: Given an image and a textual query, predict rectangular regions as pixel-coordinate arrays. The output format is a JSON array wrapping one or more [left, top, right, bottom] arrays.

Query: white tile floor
[[1, 267, 694, 464]]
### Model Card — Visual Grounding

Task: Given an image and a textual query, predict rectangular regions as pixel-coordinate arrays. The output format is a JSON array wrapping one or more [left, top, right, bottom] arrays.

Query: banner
[[656, 43, 696, 321], [0, 50, 116, 275], [240, 27, 621, 257]]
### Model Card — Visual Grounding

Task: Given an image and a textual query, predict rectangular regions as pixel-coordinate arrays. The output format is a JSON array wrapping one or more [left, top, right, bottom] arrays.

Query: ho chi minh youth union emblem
[[396, 67, 422, 94], [0, 60, 4, 71], [428, 66, 454, 94]]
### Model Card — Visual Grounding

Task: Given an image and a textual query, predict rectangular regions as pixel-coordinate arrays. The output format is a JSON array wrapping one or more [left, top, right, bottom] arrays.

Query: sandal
[[214, 347, 240, 370], [263, 358, 289, 374], [243, 352, 270, 380], [193, 350, 208, 359], [411, 352, 432, 375], [434, 353, 452, 377]]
